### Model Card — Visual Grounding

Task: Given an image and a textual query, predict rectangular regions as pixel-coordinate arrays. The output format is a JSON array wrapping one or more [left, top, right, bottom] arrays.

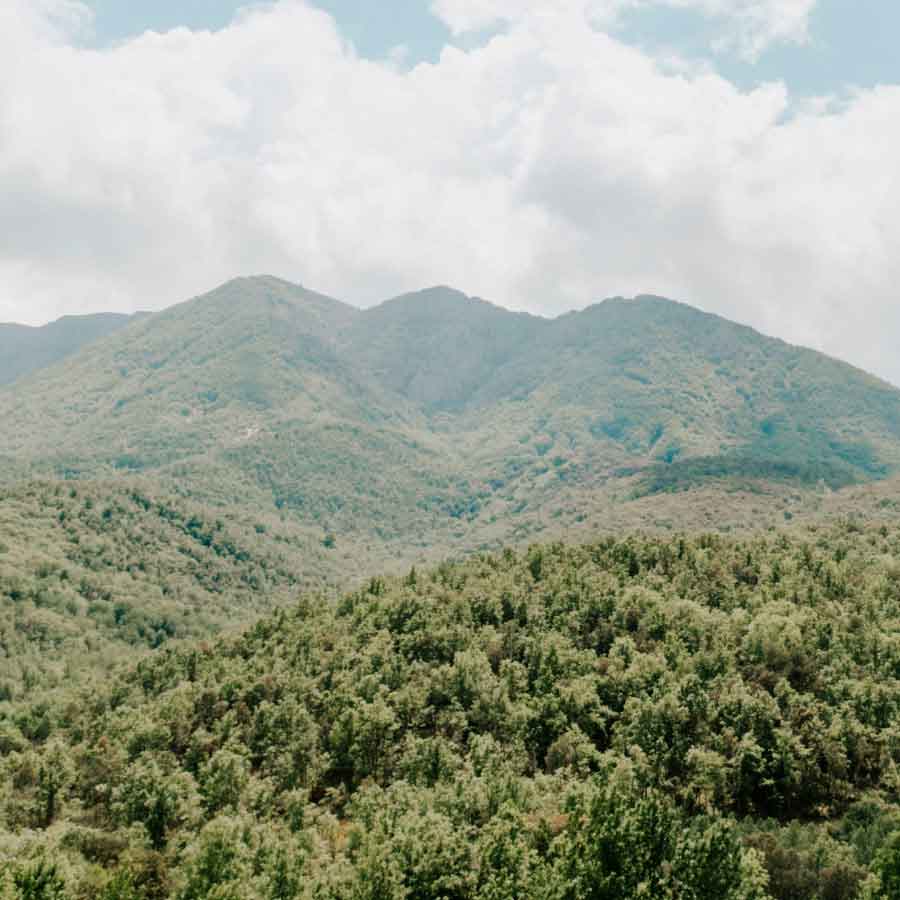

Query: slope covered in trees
[[0, 480, 316, 703], [5, 525, 900, 897]]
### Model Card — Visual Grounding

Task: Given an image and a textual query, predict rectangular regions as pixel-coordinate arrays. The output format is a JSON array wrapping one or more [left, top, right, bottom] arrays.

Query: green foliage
[[875, 832, 900, 898], [6, 526, 900, 894], [10, 860, 67, 900], [0, 481, 305, 699], [112, 759, 185, 850], [177, 822, 242, 900], [550, 779, 766, 899], [98, 869, 145, 900]]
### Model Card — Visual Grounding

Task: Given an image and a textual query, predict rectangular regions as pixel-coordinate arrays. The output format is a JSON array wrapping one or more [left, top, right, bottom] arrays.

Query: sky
[[2, 1, 900, 384]]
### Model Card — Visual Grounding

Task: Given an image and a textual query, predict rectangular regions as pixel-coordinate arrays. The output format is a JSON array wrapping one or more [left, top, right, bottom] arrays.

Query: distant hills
[[3, 275, 900, 560], [0, 311, 141, 386]]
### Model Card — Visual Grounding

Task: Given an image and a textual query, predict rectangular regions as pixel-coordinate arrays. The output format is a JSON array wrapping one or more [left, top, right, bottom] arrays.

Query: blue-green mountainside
[[0, 314, 141, 387]]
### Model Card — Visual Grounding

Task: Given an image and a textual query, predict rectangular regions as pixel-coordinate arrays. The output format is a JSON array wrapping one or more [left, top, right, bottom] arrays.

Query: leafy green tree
[[11, 861, 67, 900], [199, 748, 249, 816], [875, 832, 900, 899], [550, 779, 769, 900], [113, 760, 189, 851]]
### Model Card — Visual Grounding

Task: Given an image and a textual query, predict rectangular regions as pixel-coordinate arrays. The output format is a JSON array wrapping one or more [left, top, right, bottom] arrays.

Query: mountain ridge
[[7, 277, 896, 391], [3, 275, 900, 563]]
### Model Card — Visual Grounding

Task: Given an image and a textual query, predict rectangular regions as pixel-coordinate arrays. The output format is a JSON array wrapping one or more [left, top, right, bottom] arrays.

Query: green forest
[[6, 524, 900, 898], [0, 480, 319, 702], [5, 278, 900, 562]]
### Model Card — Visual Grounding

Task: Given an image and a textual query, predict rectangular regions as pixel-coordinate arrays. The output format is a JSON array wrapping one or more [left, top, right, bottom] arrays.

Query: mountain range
[[3, 275, 900, 564]]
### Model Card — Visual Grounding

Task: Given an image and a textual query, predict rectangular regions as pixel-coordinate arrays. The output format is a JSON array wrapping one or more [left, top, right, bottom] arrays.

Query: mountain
[[6, 278, 900, 897], [340, 285, 545, 411], [0, 277, 456, 537], [2, 276, 900, 560], [461, 294, 900, 490], [0, 311, 140, 386], [5, 525, 900, 897]]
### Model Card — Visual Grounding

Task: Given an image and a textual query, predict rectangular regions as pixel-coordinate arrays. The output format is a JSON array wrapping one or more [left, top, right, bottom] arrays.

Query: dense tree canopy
[[5, 524, 900, 896], [0, 481, 317, 703]]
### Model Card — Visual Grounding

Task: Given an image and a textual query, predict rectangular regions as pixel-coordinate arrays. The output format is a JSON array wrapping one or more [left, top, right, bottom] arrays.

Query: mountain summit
[[341, 286, 544, 411]]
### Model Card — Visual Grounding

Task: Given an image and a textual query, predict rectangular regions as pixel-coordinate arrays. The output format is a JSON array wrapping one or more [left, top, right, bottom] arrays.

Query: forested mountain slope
[[2, 277, 900, 555], [5, 526, 900, 897], [0, 480, 316, 702], [0, 313, 139, 386], [447, 295, 900, 495]]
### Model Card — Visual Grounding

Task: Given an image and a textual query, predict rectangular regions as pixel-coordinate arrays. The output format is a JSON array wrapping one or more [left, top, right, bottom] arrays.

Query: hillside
[[5, 526, 900, 897], [0, 479, 325, 703], [2, 277, 900, 558], [0, 313, 139, 386], [5, 277, 900, 896]]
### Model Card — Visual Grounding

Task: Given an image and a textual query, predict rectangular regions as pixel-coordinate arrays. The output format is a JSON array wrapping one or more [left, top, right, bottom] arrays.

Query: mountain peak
[[370, 285, 545, 326], [375, 285, 477, 312], [411, 285, 469, 299], [220, 274, 306, 292], [172, 275, 359, 334], [343, 285, 545, 411]]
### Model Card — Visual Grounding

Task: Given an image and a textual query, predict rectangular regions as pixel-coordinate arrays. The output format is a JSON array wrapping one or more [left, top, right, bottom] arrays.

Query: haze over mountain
[[0, 312, 141, 386], [3, 275, 900, 561]]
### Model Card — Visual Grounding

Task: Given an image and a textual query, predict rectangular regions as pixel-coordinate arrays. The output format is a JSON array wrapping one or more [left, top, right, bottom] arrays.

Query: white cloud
[[431, 0, 608, 34], [679, 0, 817, 60], [0, 0, 92, 43], [2, 0, 900, 385], [430, 0, 818, 60]]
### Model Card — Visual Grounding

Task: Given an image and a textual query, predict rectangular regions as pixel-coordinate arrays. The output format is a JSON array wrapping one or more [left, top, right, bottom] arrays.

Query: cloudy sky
[[2, 1, 899, 383]]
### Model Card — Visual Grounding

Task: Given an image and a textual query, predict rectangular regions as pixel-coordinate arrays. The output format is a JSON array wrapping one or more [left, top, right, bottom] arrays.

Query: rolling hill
[[6, 278, 900, 898], [2, 276, 900, 559]]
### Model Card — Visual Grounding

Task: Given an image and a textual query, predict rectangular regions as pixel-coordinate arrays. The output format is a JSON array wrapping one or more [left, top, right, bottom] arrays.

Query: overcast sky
[[2, 1, 900, 384]]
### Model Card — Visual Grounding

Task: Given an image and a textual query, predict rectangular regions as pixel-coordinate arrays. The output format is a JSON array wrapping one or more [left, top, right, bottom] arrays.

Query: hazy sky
[[3, 1, 900, 383]]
